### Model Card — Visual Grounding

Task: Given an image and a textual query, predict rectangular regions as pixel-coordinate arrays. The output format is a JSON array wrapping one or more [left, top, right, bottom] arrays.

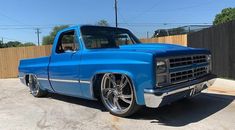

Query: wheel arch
[[91, 70, 141, 104], [25, 74, 29, 86], [21, 73, 35, 86]]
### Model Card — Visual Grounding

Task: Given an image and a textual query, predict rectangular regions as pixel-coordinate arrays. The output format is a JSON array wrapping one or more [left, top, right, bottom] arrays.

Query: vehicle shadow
[[46, 92, 234, 127], [131, 93, 235, 126], [47, 93, 107, 112]]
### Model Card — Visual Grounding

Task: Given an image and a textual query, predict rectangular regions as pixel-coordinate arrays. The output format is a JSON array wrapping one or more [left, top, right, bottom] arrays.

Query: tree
[[42, 25, 69, 45], [0, 41, 35, 48], [213, 8, 235, 25], [5, 41, 22, 47], [96, 20, 109, 26], [23, 42, 36, 47], [0, 40, 4, 48]]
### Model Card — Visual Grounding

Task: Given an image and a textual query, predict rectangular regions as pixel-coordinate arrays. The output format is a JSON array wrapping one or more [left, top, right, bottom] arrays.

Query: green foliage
[[213, 8, 235, 25], [22, 42, 36, 47], [42, 35, 54, 45], [42, 25, 69, 45], [0, 41, 35, 48], [96, 20, 109, 26], [5, 41, 21, 47]]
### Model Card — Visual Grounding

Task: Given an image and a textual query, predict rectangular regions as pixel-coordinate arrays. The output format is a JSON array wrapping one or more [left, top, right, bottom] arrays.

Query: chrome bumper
[[144, 75, 216, 108]]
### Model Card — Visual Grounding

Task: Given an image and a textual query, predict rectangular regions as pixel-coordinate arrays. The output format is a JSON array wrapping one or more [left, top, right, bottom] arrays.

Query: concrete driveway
[[0, 79, 234, 130]]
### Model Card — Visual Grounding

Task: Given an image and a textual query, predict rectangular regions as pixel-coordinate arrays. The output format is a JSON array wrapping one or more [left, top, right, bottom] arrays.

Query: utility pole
[[35, 28, 41, 46], [114, 0, 118, 27]]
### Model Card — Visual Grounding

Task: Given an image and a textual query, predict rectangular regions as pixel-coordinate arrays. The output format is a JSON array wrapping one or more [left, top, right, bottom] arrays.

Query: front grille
[[169, 55, 207, 68], [156, 54, 210, 87], [170, 66, 208, 84], [194, 67, 208, 78], [169, 55, 208, 84]]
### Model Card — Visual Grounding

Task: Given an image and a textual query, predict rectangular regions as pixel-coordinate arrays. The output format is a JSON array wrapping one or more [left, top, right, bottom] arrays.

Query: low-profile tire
[[28, 75, 48, 97], [100, 73, 141, 117]]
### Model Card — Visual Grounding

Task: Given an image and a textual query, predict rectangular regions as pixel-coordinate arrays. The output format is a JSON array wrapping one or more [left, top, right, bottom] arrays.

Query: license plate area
[[190, 83, 205, 96]]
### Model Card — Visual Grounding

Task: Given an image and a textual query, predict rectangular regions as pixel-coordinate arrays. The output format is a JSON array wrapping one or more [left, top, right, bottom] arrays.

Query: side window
[[115, 34, 133, 45], [56, 30, 79, 53], [83, 35, 110, 49]]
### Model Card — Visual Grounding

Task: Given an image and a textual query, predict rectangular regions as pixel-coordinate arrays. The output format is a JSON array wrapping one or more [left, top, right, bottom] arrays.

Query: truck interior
[[56, 30, 78, 53]]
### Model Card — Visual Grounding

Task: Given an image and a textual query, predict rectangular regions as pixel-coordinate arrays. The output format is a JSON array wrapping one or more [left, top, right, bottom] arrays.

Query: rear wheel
[[100, 73, 141, 117], [28, 75, 48, 97]]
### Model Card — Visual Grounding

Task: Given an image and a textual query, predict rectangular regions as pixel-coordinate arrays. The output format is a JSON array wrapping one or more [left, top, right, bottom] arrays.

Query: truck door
[[48, 29, 82, 96]]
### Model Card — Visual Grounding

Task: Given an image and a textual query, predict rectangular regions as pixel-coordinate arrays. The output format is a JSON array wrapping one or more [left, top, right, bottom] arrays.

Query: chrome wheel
[[101, 73, 134, 115]]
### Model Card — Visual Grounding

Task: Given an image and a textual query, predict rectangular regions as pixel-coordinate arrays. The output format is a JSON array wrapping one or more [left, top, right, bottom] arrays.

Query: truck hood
[[118, 43, 210, 56]]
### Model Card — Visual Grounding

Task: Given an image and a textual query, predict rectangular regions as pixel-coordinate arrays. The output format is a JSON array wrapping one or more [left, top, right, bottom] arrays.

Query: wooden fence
[[0, 45, 52, 78], [0, 35, 187, 78], [140, 34, 187, 46], [188, 20, 235, 80]]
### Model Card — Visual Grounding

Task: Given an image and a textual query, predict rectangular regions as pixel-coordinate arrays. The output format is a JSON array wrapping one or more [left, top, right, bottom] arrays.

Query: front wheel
[[100, 73, 141, 117]]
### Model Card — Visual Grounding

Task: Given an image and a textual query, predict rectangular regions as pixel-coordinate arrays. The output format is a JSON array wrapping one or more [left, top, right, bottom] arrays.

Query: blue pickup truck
[[19, 25, 215, 117]]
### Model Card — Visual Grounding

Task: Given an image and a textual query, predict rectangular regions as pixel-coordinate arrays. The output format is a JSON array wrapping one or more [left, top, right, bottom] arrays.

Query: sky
[[0, 0, 234, 44]]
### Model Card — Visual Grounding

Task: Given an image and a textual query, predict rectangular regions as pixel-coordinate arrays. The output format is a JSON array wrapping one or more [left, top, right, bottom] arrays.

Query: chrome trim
[[80, 80, 91, 84], [37, 78, 48, 81], [144, 77, 216, 108], [50, 78, 79, 83]]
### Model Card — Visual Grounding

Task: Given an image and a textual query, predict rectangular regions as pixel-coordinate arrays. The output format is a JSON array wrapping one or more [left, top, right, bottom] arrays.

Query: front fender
[[79, 50, 156, 105], [91, 69, 153, 105]]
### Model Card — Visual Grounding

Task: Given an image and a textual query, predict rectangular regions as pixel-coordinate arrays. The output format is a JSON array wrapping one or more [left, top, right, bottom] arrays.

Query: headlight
[[157, 60, 167, 74], [157, 75, 167, 85], [156, 59, 168, 87]]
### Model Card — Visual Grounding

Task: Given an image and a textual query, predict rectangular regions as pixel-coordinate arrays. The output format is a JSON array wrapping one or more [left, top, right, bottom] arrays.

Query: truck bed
[[19, 56, 50, 74], [18, 56, 52, 91]]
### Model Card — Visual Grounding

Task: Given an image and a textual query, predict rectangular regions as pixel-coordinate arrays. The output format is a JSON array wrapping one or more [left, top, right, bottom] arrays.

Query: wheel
[[100, 73, 141, 117], [28, 75, 48, 97]]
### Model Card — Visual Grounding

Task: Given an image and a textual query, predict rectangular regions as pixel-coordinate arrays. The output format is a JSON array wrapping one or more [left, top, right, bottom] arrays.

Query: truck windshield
[[81, 26, 141, 49]]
